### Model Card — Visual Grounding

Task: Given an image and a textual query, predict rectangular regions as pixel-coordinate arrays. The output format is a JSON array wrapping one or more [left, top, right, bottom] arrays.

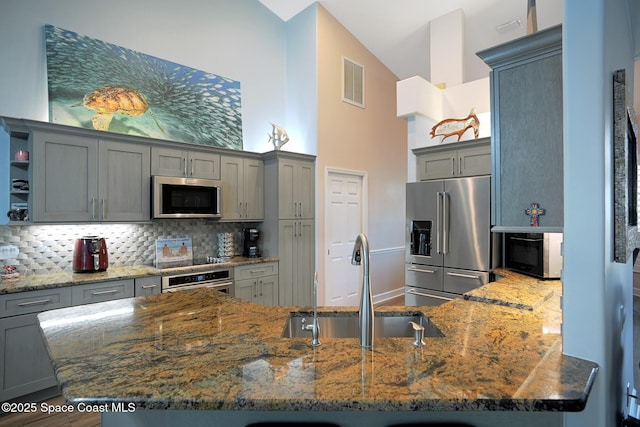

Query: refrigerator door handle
[[436, 192, 442, 254], [442, 191, 448, 254]]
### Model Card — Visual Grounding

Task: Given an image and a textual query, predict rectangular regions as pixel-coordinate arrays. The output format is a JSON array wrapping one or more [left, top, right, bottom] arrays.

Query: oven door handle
[[206, 281, 234, 288], [508, 236, 543, 243]]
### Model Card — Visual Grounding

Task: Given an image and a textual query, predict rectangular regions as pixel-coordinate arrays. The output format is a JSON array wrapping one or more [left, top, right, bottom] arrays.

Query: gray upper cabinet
[[32, 131, 150, 222], [478, 25, 563, 232], [220, 155, 264, 221], [414, 138, 490, 181], [151, 147, 220, 180], [264, 153, 314, 220]]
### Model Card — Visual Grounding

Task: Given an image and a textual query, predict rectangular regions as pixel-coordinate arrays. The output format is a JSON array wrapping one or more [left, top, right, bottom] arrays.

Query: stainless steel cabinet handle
[[141, 284, 158, 289], [18, 299, 52, 307], [300, 202, 303, 217], [408, 267, 436, 274], [91, 289, 119, 296], [446, 272, 481, 280], [245, 202, 248, 218], [101, 198, 106, 220], [452, 158, 456, 175], [183, 158, 187, 176], [190, 158, 194, 176], [250, 269, 265, 274]]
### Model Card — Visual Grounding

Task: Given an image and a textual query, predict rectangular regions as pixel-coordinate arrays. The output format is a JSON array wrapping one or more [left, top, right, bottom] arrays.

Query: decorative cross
[[525, 202, 545, 227]]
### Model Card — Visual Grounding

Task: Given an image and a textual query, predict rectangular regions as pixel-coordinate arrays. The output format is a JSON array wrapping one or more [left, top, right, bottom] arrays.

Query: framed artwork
[[612, 69, 638, 263], [45, 25, 243, 149]]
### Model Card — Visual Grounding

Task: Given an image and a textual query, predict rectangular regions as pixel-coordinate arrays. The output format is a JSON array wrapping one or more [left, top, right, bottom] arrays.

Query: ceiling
[[258, 0, 565, 83]]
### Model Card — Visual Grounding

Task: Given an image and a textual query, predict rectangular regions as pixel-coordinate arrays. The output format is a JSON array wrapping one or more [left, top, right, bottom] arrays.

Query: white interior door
[[325, 170, 365, 306]]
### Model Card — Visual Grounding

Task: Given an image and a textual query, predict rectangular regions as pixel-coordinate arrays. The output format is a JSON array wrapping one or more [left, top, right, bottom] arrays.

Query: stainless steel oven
[[161, 268, 234, 294], [504, 232, 562, 279]]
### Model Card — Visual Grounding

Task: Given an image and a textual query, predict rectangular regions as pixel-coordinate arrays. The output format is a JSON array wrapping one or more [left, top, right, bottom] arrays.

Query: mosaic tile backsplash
[[0, 220, 258, 275]]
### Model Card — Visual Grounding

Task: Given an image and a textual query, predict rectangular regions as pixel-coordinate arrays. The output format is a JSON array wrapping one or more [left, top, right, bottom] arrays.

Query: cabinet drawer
[[0, 287, 72, 318], [72, 279, 134, 305], [134, 276, 161, 296], [405, 264, 443, 291], [234, 262, 278, 281]]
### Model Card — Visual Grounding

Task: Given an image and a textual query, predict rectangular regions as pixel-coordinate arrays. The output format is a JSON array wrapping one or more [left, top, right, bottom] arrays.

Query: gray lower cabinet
[[0, 287, 72, 402], [414, 138, 490, 181], [478, 25, 563, 232], [277, 220, 315, 306], [71, 279, 135, 305], [134, 276, 161, 296], [234, 263, 278, 306], [0, 278, 139, 402]]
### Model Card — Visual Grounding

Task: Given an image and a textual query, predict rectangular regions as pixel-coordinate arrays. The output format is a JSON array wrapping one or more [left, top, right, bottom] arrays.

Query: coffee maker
[[243, 228, 260, 258]]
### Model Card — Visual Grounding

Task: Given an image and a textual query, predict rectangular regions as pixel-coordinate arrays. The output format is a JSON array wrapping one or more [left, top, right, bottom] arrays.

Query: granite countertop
[[0, 256, 278, 295], [37, 270, 597, 413]]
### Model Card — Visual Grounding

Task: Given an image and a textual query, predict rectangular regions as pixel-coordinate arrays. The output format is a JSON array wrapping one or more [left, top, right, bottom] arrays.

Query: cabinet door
[[495, 53, 563, 229], [295, 220, 315, 306], [99, 140, 150, 221], [258, 276, 278, 306], [0, 313, 58, 402], [71, 279, 134, 305], [278, 221, 296, 306], [220, 155, 243, 220], [234, 278, 256, 303], [151, 147, 188, 177], [278, 159, 315, 219], [134, 276, 161, 296], [297, 160, 315, 219], [32, 132, 98, 222], [458, 145, 491, 177], [417, 150, 457, 181], [278, 220, 314, 306], [189, 151, 221, 180], [243, 158, 264, 220]]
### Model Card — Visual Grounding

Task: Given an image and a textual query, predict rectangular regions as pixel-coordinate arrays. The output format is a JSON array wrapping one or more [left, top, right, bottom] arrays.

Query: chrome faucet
[[352, 233, 374, 349], [301, 272, 321, 347]]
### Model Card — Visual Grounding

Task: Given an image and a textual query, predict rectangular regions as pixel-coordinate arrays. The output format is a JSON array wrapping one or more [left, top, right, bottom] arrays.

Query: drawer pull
[[141, 284, 158, 289], [446, 272, 481, 280], [17, 299, 52, 307], [250, 269, 265, 274], [91, 289, 120, 296], [408, 267, 436, 274]]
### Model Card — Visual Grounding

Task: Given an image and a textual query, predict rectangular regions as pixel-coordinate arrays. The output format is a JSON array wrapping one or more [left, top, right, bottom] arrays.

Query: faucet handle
[[409, 321, 426, 347]]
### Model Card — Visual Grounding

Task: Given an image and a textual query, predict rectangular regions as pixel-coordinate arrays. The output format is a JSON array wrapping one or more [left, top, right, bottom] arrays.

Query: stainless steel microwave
[[152, 176, 221, 219], [504, 232, 563, 279]]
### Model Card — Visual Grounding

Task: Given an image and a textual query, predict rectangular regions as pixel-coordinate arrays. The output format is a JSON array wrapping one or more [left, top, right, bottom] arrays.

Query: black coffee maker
[[243, 228, 260, 258]]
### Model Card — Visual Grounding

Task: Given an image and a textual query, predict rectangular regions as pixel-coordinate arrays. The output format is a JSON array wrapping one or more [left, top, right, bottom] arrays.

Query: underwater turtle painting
[[77, 85, 165, 132], [45, 25, 243, 149]]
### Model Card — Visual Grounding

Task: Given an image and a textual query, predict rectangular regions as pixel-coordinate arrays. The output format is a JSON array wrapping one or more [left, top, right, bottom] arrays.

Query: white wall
[[0, 0, 288, 153], [563, 0, 635, 426]]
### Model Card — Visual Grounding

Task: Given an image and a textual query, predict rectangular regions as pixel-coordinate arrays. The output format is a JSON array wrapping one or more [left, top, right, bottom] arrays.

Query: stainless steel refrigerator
[[405, 176, 497, 306]]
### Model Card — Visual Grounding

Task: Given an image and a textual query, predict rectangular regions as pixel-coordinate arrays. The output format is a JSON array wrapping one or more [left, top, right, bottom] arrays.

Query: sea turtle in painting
[[78, 85, 164, 133]]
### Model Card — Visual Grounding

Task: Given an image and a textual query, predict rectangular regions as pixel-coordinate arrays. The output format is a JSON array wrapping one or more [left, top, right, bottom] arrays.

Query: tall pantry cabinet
[[262, 151, 316, 306]]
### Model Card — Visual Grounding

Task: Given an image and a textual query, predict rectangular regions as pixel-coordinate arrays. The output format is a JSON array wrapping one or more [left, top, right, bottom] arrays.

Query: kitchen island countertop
[[37, 269, 597, 417]]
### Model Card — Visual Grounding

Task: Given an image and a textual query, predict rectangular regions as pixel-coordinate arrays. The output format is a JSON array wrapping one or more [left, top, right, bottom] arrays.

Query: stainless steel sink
[[281, 312, 444, 339]]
